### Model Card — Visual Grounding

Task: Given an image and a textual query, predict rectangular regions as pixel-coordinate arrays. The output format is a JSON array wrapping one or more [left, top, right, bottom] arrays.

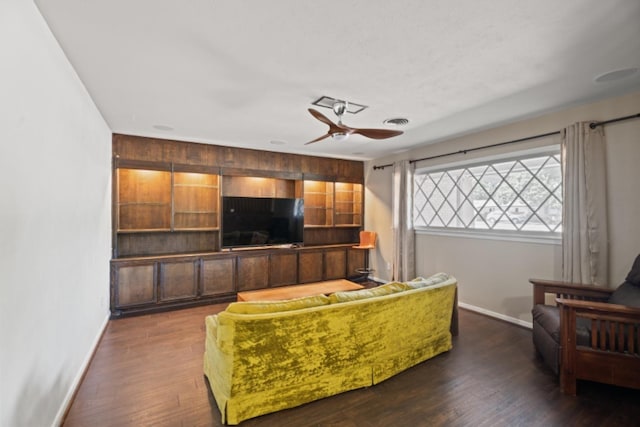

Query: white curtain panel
[[561, 122, 609, 285], [392, 160, 415, 282]]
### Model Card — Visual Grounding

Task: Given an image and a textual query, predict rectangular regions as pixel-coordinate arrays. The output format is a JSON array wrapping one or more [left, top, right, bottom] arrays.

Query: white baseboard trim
[[53, 312, 110, 427], [458, 302, 533, 329], [368, 278, 533, 330]]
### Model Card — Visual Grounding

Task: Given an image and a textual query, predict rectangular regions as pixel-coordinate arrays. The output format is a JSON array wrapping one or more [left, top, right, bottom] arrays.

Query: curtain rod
[[372, 112, 640, 170]]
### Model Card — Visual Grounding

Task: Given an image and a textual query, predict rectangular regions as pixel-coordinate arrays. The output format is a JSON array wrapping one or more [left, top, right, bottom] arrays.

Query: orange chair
[[352, 231, 376, 280]]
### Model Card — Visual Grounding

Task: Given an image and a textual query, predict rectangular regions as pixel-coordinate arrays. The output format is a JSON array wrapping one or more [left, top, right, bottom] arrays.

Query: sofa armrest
[[530, 278, 612, 305], [450, 286, 459, 337]]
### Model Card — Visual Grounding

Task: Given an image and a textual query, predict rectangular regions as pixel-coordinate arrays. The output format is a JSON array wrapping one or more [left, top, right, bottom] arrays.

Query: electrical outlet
[[386, 262, 391, 271]]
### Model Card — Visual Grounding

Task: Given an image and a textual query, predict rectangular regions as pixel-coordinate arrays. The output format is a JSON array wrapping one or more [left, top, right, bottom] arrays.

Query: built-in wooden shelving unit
[[110, 134, 365, 317]]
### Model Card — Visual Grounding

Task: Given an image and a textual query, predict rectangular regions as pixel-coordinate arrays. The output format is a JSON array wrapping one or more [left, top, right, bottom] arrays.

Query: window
[[413, 150, 562, 234]]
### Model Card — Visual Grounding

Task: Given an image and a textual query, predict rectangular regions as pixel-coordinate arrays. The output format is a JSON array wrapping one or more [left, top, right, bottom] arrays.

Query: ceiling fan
[[305, 100, 403, 145]]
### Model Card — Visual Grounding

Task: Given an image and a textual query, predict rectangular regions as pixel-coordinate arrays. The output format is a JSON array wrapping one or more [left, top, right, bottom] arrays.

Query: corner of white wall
[[1, 3, 112, 426]]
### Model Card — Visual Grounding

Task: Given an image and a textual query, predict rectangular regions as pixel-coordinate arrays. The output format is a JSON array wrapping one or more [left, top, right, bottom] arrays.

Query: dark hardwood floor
[[63, 304, 640, 426]]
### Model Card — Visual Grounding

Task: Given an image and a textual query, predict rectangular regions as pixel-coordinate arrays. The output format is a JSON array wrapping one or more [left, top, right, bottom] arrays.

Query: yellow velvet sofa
[[203, 273, 457, 425]]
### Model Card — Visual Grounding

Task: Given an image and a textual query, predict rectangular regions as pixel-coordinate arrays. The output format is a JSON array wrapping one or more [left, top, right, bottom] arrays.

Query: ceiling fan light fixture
[[331, 132, 349, 142]]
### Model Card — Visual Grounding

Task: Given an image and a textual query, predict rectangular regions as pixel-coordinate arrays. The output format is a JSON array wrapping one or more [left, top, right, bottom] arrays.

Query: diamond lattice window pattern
[[414, 152, 562, 233]]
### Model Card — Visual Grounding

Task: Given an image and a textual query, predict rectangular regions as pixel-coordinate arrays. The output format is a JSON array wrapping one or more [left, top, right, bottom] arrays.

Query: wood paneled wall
[[113, 134, 364, 183]]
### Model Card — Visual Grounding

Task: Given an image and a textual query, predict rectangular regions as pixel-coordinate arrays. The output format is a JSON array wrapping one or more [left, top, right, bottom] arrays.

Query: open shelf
[[117, 169, 220, 233], [303, 180, 334, 227], [173, 172, 219, 230], [117, 169, 172, 231], [333, 182, 362, 227]]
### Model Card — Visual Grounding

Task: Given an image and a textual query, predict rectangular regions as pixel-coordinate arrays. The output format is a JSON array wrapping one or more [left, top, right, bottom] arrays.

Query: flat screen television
[[222, 196, 304, 248]]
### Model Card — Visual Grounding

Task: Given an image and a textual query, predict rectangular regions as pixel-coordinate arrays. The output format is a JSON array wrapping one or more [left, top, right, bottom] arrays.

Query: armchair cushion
[[532, 304, 591, 346], [532, 304, 561, 342], [608, 281, 640, 307], [624, 254, 640, 286]]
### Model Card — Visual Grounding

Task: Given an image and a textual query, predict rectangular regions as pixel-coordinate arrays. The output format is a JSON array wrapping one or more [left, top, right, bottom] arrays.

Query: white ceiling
[[35, 0, 640, 160]]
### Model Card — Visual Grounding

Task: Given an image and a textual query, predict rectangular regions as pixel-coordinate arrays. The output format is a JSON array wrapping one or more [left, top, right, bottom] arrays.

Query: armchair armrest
[[556, 298, 640, 317], [555, 297, 640, 395], [530, 278, 613, 305]]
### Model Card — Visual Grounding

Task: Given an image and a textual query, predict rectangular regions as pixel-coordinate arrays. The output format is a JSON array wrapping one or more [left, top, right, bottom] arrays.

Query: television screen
[[222, 196, 304, 248]]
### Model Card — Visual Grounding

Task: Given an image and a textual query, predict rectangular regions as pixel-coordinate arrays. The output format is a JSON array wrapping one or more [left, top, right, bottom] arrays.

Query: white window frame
[[413, 145, 562, 245]]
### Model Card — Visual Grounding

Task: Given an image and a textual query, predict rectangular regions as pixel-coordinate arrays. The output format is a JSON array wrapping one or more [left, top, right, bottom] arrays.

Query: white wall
[[0, 2, 112, 426], [366, 91, 640, 325]]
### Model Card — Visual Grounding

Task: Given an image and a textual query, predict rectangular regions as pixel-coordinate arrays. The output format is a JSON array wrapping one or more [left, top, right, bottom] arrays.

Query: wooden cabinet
[[347, 247, 366, 279], [298, 249, 324, 283], [111, 254, 236, 317], [111, 244, 361, 317], [159, 260, 198, 301], [270, 251, 298, 287], [201, 256, 236, 296], [324, 247, 347, 280], [112, 263, 156, 308], [237, 254, 270, 291], [111, 135, 367, 317]]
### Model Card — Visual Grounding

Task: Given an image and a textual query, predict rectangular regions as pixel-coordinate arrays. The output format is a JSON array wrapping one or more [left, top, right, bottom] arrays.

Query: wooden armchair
[[531, 278, 640, 394]]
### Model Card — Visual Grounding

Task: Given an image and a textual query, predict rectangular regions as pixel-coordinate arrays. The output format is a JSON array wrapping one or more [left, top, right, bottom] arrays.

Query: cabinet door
[[324, 248, 347, 280], [201, 257, 236, 296], [237, 254, 269, 291], [113, 263, 156, 308], [159, 260, 198, 301], [270, 252, 298, 287], [298, 250, 324, 283], [348, 248, 366, 278]]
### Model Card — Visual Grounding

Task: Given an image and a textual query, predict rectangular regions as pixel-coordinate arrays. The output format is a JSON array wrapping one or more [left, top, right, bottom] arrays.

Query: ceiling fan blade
[[351, 128, 404, 139], [306, 107, 401, 143], [308, 108, 336, 127], [304, 133, 332, 145], [308, 108, 350, 133]]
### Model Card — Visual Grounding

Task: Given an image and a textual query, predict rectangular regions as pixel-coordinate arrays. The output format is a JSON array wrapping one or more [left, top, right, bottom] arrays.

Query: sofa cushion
[[329, 282, 409, 303], [226, 294, 330, 314], [625, 254, 640, 286], [608, 281, 640, 308], [406, 273, 451, 289]]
